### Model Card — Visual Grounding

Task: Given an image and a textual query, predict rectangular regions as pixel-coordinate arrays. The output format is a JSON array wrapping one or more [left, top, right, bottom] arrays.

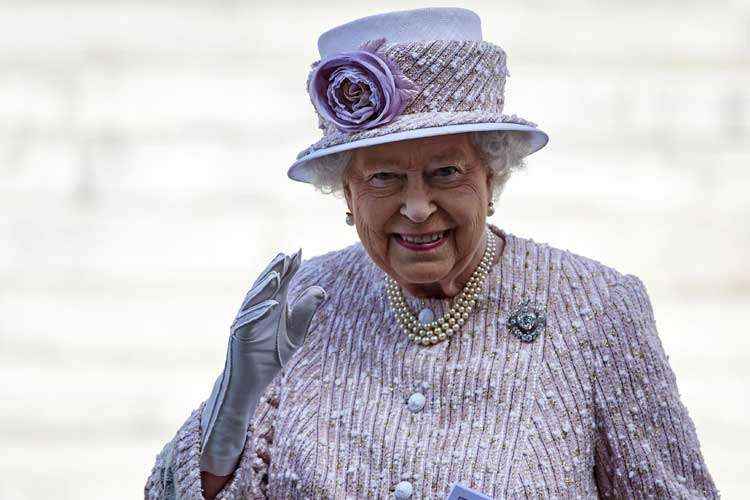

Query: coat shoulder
[[561, 246, 630, 285], [287, 240, 375, 297], [517, 233, 645, 309]]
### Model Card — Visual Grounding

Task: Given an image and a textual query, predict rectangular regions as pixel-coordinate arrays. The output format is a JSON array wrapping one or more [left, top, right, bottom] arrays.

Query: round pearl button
[[394, 480, 413, 499], [407, 392, 426, 413], [418, 307, 434, 325]]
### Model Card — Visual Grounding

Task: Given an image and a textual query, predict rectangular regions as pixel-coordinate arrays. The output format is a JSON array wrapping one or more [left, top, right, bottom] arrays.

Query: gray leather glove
[[199, 249, 327, 476]]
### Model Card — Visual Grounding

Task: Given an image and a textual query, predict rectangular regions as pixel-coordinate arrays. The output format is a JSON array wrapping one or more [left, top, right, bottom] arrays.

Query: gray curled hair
[[305, 131, 533, 204]]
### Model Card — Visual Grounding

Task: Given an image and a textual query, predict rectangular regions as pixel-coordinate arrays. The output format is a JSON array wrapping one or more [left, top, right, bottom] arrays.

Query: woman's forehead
[[355, 134, 474, 168]]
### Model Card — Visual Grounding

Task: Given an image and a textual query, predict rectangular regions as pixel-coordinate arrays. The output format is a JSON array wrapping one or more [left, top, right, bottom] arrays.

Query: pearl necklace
[[385, 229, 498, 346]]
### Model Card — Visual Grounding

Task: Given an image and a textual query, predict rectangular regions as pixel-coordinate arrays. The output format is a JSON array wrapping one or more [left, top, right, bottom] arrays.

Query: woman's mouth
[[393, 229, 450, 252]]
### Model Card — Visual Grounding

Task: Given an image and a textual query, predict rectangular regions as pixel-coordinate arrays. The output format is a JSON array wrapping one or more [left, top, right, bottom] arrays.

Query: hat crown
[[287, 7, 548, 184], [317, 7, 483, 58]]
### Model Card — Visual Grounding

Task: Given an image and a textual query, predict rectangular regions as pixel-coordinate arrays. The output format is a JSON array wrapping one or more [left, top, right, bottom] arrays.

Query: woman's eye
[[435, 166, 459, 177], [368, 172, 399, 186]]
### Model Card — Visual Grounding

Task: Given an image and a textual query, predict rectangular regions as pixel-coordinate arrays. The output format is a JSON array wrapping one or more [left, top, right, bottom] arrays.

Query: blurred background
[[1, 0, 747, 498]]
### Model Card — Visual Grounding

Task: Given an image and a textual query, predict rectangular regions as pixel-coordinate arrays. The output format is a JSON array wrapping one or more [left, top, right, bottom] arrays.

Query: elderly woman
[[145, 7, 718, 500]]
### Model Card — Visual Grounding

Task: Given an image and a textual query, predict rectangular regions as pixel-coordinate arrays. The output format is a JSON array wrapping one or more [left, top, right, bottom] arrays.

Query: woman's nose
[[400, 182, 437, 223]]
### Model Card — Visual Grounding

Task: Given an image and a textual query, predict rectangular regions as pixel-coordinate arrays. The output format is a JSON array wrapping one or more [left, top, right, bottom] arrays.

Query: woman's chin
[[389, 261, 452, 287]]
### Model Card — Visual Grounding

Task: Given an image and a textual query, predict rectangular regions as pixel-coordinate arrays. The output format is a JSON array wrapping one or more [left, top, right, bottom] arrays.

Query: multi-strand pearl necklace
[[385, 229, 498, 346]]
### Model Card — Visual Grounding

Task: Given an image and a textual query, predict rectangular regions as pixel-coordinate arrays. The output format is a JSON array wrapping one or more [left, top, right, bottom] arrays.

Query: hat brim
[[287, 113, 549, 183]]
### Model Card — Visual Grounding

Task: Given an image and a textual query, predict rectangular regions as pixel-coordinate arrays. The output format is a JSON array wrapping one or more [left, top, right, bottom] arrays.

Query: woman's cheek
[[354, 205, 389, 250], [450, 180, 484, 200]]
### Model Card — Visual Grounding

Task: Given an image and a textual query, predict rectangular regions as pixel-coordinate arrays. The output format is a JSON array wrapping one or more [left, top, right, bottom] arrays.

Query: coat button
[[407, 392, 426, 413], [418, 307, 434, 325], [394, 480, 413, 499]]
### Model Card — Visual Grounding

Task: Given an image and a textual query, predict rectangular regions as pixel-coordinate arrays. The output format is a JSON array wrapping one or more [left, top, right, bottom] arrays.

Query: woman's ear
[[343, 178, 352, 212], [484, 164, 494, 199], [342, 156, 356, 212]]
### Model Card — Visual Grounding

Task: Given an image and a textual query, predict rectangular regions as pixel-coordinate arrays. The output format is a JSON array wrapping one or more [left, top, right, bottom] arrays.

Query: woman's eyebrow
[[360, 148, 465, 172], [362, 160, 402, 172]]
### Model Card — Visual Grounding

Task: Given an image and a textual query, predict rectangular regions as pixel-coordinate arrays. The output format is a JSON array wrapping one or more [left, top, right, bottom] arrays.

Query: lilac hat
[[287, 7, 549, 183]]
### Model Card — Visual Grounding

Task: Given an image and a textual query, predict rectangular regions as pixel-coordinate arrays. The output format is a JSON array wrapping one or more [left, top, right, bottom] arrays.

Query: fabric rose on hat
[[308, 38, 418, 133]]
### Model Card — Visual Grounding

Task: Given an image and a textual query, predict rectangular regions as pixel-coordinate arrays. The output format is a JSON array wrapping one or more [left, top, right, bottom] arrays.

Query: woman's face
[[343, 133, 494, 298]]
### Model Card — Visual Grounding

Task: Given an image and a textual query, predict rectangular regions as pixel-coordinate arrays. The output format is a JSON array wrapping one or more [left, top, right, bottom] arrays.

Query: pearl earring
[[345, 211, 354, 226], [488, 202, 495, 216]]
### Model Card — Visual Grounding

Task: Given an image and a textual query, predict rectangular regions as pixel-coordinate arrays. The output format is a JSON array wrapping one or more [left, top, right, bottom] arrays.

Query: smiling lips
[[393, 229, 450, 251]]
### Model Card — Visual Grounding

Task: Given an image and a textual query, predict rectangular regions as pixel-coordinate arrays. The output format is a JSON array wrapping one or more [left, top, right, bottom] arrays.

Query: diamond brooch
[[506, 298, 546, 343]]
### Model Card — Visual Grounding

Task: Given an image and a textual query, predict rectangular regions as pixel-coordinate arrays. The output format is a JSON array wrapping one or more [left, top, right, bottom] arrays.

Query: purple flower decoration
[[308, 38, 418, 133]]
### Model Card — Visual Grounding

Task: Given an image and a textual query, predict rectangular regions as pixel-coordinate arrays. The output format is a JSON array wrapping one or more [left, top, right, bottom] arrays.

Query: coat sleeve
[[591, 273, 720, 498], [144, 372, 284, 500]]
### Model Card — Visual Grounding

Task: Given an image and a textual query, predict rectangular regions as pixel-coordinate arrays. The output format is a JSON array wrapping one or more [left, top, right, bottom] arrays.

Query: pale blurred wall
[[0, 0, 747, 498]]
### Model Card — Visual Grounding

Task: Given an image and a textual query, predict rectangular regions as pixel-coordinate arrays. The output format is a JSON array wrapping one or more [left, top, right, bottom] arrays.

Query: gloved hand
[[199, 249, 327, 476]]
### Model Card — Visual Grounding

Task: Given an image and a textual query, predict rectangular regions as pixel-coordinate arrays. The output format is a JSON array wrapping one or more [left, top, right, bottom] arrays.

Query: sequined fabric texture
[[145, 224, 719, 499]]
